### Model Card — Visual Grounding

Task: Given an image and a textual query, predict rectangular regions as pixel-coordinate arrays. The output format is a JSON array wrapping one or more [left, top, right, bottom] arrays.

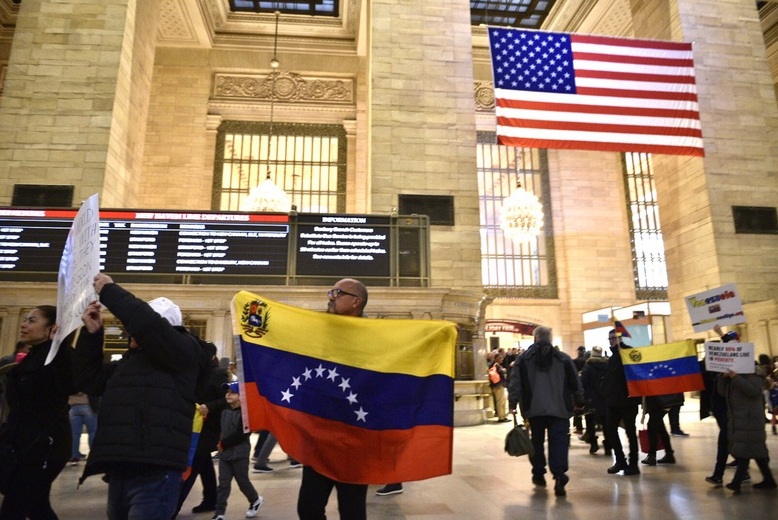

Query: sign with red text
[[704, 341, 755, 374], [684, 283, 745, 333]]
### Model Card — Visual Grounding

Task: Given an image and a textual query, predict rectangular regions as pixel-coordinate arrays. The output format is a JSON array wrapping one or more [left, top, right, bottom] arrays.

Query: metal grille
[[622, 152, 668, 300], [477, 133, 557, 298], [213, 121, 346, 213]]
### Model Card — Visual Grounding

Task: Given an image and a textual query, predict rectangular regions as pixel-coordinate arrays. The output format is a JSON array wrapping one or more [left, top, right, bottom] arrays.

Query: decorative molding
[[213, 72, 354, 105], [158, 0, 201, 46], [474, 81, 494, 111]]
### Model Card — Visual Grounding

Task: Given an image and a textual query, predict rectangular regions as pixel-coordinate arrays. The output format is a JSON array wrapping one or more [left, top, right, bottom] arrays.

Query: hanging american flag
[[488, 28, 704, 157]]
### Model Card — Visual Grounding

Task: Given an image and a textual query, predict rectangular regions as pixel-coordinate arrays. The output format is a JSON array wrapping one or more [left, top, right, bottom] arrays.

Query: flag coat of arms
[[488, 27, 704, 157], [619, 339, 704, 396], [231, 291, 457, 484]]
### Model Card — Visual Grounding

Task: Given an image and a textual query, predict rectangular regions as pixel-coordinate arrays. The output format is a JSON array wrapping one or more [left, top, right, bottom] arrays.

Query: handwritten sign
[[46, 194, 101, 365], [685, 283, 746, 333], [704, 341, 755, 374]]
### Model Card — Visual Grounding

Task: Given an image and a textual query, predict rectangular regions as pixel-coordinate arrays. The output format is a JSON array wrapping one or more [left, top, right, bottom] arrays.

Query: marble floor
[[20, 402, 778, 519]]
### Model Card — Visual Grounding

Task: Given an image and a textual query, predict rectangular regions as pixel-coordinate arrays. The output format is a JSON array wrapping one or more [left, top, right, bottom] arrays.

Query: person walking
[[508, 326, 585, 497], [603, 329, 641, 476]]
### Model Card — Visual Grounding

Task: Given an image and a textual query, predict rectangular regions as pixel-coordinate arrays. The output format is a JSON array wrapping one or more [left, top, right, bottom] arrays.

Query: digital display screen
[[0, 209, 290, 277], [295, 214, 391, 278]]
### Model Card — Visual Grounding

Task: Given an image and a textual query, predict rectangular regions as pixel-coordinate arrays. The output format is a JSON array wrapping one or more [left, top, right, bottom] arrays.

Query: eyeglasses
[[608, 336, 618, 341], [327, 288, 360, 300]]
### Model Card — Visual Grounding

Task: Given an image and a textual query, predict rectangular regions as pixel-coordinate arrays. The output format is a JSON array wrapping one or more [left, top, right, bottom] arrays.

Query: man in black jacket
[[74, 273, 207, 520], [602, 329, 641, 476]]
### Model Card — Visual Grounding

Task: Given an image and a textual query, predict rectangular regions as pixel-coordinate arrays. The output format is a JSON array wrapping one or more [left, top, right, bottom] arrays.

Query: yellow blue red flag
[[619, 339, 704, 396], [231, 290, 457, 485]]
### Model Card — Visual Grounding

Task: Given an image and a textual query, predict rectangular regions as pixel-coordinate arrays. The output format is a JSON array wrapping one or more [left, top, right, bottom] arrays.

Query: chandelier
[[499, 180, 544, 241], [246, 10, 291, 213]]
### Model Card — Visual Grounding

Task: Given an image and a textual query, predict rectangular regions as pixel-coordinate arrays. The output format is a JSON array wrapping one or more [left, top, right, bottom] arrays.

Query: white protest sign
[[46, 194, 101, 365], [704, 341, 755, 374], [684, 283, 746, 333]]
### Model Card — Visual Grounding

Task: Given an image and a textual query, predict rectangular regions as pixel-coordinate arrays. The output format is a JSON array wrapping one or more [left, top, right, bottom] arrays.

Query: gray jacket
[[508, 342, 584, 420], [718, 371, 768, 459]]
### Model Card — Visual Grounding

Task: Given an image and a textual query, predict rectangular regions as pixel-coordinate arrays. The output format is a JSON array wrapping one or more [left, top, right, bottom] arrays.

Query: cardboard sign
[[685, 283, 746, 333], [46, 194, 101, 365], [704, 341, 755, 374]]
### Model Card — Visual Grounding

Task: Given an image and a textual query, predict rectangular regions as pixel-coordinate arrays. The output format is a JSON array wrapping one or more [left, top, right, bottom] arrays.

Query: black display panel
[[0, 209, 289, 277], [295, 214, 391, 278]]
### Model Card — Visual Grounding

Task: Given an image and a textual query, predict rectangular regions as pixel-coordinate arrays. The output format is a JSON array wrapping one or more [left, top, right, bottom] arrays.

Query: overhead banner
[[684, 283, 745, 333]]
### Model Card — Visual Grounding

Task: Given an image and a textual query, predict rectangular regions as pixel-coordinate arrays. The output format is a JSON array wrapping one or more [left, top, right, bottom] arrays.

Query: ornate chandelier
[[246, 11, 290, 213], [499, 181, 544, 241]]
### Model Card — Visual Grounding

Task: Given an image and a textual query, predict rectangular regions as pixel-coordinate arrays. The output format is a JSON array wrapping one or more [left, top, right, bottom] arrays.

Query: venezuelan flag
[[182, 405, 204, 481], [231, 290, 457, 485], [619, 339, 704, 397]]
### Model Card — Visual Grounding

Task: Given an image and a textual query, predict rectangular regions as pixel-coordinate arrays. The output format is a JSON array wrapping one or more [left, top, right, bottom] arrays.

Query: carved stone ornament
[[474, 81, 495, 111], [214, 72, 353, 105]]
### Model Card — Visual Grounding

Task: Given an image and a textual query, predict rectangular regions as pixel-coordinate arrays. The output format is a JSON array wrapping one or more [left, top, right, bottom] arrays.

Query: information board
[[295, 214, 391, 278], [0, 209, 289, 277]]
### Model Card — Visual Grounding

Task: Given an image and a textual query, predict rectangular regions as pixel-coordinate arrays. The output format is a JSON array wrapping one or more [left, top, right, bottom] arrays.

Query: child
[[212, 382, 264, 520]]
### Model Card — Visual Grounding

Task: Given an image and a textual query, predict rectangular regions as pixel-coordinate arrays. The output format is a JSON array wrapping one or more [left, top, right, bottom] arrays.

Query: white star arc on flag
[[280, 363, 368, 424]]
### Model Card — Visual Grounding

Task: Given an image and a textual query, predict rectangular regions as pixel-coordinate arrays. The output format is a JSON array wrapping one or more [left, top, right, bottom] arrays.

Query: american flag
[[488, 28, 704, 157]]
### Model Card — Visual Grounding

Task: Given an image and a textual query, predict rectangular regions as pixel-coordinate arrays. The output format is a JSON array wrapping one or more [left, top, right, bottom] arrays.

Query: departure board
[[0, 209, 290, 276]]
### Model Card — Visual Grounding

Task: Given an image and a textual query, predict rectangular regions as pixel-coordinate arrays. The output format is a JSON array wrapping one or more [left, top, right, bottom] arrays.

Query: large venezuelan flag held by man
[[231, 290, 457, 485], [619, 339, 704, 397]]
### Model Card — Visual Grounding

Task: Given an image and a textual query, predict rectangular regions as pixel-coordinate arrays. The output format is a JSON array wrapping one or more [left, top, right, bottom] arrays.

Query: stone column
[[629, 0, 778, 339], [0, 0, 160, 207], [367, 0, 483, 291]]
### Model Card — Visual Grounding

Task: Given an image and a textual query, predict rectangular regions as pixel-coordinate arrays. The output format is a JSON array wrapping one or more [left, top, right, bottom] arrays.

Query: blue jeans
[[528, 416, 570, 482], [69, 403, 97, 458], [106, 469, 183, 520]]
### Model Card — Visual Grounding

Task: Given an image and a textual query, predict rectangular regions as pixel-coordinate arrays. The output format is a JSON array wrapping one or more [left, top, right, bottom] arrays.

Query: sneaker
[[245, 497, 264, 518], [375, 483, 404, 496], [725, 482, 741, 493], [68, 458, 80, 466], [705, 475, 723, 486], [211, 516, 225, 520], [192, 503, 216, 513], [554, 479, 566, 497], [670, 430, 689, 437], [531, 475, 546, 487], [753, 480, 778, 490], [252, 464, 273, 473], [657, 454, 676, 464], [289, 460, 303, 469]]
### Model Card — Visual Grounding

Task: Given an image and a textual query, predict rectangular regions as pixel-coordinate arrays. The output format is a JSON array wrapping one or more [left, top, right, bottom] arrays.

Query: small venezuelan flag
[[231, 290, 457, 485], [619, 339, 704, 397], [182, 405, 204, 481]]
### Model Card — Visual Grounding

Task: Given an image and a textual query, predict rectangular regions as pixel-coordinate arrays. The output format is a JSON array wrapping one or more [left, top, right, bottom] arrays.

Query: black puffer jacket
[[73, 283, 204, 482]]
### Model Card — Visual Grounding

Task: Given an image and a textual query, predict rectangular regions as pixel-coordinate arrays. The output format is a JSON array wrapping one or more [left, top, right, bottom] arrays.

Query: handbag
[[638, 428, 664, 453], [505, 415, 535, 457], [488, 364, 501, 385]]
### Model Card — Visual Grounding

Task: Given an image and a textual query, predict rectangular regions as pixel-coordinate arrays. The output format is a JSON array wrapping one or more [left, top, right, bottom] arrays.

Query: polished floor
[[21, 401, 778, 519]]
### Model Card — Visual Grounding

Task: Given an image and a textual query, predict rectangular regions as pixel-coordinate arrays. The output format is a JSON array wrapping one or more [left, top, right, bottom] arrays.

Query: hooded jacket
[[508, 341, 584, 419], [73, 282, 204, 483]]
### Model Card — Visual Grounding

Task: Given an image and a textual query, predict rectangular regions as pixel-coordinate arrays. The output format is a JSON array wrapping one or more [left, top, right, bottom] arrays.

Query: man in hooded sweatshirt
[[508, 326, 584, 497]]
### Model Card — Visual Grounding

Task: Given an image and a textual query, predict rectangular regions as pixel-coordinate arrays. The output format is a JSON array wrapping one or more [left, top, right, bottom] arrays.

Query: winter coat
[[580, 356, 608, 416], [219, 406, 251, 462], [508, 341, 584, 419], [0, 339, 73, 470], [602, 343, 641, 408], [717, 372, 768, 459], [73, 282, 205, 482]]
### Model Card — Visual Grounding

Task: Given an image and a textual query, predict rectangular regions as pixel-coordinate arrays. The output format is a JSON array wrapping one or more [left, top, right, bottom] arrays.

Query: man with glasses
[[602, 329, 641, 476], [297, 278, 371, 520]]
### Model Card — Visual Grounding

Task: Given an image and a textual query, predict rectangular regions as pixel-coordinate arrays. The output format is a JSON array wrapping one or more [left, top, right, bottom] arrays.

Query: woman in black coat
[[0, 305, 74, 519]]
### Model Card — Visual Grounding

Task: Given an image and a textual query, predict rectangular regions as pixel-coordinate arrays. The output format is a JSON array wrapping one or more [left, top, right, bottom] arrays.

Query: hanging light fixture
[[499, 180, 544, 242], [246, 10, 291, 213]]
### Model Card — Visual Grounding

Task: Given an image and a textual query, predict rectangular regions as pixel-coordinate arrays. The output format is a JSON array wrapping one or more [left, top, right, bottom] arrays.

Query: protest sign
[[704, 341, 755, 374], [684, 283, 745, 333], [46, 194, 101, 365]]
